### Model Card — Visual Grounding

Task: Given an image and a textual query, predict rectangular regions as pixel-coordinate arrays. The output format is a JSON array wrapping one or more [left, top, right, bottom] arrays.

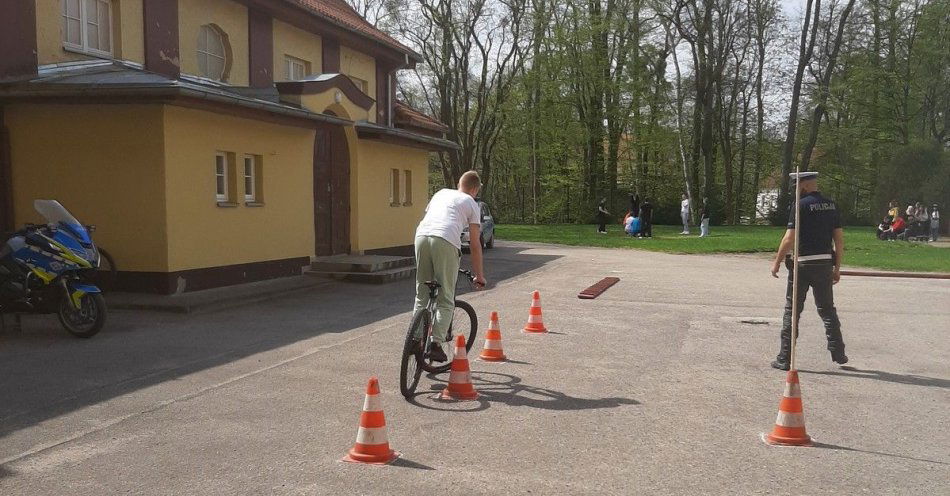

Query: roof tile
[[287, 0, 417, 58]]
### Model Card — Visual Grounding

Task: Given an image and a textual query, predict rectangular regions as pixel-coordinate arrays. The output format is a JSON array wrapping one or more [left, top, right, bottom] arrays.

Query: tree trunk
[[779, 0, 820, 222]]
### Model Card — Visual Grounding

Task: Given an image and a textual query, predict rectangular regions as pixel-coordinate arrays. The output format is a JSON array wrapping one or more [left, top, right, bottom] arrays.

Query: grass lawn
[[495, 224, 950, 273]]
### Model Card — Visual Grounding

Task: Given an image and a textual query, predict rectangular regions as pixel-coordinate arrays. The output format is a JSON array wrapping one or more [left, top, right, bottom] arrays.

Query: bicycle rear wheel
[[399, 310, 427, 399], [426, 300, 478, 374]]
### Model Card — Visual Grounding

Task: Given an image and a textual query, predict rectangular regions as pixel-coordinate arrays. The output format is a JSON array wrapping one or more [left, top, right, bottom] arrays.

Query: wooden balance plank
[[578, 277, 620, 299]]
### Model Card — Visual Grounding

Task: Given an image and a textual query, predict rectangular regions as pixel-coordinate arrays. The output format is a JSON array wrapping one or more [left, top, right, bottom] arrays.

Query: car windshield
[[34, 200, 91, 243]]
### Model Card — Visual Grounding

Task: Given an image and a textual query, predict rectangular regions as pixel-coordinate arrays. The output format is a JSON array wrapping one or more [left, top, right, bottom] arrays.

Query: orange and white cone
[[440, 335, 479, 400], [342, 377, 400, 464], [479, 311, 507, 362], [523, 290, 548, 333], [764, 370, 813, 446]]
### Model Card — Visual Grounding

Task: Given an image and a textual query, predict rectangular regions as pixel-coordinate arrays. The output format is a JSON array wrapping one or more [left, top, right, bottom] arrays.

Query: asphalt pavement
[[1, 240, 947, 495]]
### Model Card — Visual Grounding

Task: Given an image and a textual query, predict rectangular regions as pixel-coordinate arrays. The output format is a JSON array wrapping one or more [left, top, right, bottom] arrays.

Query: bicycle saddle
[[424, 280, 441, 289]]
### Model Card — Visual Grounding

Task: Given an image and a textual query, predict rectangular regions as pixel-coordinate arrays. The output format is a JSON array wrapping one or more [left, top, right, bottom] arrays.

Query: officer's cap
[[788, 171, 818, 182]]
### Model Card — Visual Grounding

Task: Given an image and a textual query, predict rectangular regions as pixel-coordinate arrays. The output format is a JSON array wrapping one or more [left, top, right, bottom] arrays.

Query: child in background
[[625, 214, 641, 236], [877, 216, 892, 240]]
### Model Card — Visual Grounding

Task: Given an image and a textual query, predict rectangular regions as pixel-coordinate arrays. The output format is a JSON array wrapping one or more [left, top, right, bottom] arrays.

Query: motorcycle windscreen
[[33, 200, 92, 244]]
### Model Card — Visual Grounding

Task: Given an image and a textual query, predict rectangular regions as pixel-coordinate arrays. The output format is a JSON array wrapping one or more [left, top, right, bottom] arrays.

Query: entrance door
[[329, 126, 350, 254], [312, 124, 350, 256]]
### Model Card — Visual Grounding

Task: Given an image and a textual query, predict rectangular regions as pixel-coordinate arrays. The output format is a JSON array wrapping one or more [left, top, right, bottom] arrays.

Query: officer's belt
[[796, 254, 833, 261]]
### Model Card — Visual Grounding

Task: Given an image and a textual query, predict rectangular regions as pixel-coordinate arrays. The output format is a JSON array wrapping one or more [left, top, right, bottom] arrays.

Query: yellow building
[[0, 0, 455, 293]]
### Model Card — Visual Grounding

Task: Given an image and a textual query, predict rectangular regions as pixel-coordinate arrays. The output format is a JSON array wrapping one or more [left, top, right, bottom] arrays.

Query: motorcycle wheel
[[58, 292, 106, 338]]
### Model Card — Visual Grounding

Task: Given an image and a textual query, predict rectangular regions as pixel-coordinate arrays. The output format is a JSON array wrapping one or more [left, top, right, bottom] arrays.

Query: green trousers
[[413, 235, 460, 343]]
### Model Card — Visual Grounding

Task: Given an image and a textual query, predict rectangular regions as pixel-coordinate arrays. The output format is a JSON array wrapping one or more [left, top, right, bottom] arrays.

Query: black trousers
[[777, 258, 845, 361], [640, 220, 652, 237]]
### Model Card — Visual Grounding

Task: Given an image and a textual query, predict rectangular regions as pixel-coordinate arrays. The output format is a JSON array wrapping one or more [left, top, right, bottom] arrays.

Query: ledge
[[245, 201, 265, 207], [355, 121, 459, 151], [217, 201, 239, 208]]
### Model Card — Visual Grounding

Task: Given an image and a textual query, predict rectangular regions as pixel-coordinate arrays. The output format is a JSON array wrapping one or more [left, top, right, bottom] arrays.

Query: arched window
[[197, 24, 230, 81]]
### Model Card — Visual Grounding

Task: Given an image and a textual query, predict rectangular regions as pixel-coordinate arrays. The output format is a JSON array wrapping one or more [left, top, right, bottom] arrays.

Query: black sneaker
[[771, 359, 790, 371], [427, 340, 448, 363], [831, 351, 849, 365]]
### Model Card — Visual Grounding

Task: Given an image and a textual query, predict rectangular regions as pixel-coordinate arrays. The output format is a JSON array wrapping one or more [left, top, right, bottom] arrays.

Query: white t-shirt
[[415, 189, 481, 250], [681, 199, 690, 213]]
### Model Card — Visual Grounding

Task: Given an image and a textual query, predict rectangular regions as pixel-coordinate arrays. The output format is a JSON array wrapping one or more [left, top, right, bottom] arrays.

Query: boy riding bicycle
[[414, 170, 487, 363]]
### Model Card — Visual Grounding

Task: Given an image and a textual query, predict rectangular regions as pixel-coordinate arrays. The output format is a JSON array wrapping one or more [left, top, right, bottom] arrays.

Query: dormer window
[[349, 76, 369, 94], [284, 55, 310, 81], [197, 24, 231, 82], [62, 0, 112, 57]]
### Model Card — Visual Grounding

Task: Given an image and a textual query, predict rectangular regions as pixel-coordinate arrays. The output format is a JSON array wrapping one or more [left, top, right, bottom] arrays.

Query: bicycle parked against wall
[[399, 269, 478, 398]]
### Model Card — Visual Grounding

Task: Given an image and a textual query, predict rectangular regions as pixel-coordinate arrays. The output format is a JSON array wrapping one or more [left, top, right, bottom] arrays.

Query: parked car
[[461, 201, 496, 249]]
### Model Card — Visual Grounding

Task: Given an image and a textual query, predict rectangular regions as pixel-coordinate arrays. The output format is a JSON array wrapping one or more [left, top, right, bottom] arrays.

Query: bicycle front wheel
[[429, 300, 479, 374], [399, 310, 427, 399]]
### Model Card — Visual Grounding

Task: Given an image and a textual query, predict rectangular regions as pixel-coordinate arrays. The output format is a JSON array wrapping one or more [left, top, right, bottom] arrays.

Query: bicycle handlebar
[[459, 269, 484, 288]]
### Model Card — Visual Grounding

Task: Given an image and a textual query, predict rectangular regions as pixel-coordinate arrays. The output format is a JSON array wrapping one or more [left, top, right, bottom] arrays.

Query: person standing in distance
[[596, 199, 610, 234], [414, 170, 487, 363], [699, 198, 710, 238], [930, 204, 940, 242], [680, 193, 691, 234], [769, 172, 848, 370], [638, 198, 653, 238]]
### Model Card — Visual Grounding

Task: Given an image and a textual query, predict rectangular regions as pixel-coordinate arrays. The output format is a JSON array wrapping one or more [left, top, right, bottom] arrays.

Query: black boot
[[771, 358, 790, 371], [772, 324, 792, 370], [818, 305, 848, 365]]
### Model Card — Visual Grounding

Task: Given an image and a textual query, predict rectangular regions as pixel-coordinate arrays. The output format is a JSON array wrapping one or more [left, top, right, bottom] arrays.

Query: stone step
[[310, 255, 414, 274], [306, 265, 416, 284]]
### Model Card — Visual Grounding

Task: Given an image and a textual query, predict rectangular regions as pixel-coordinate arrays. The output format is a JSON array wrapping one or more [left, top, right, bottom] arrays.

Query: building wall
[[5, 103, 168, 272], [351, 140, 428, 252], [272, 19, 322, 81], [161, 105, 315, 272], [340, 45, 376, 123], [36, 0, 145, 65], [177, 0, 249, 85], [298, 92, 371, 123], [115, 0, 145, 63]]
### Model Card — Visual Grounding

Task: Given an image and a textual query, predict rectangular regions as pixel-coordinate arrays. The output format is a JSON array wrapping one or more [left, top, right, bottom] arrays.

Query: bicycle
[[399, 269, 479, 399]]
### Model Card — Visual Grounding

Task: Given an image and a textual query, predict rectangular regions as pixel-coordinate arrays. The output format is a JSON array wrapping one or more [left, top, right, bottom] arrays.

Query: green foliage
[[875, 141, 950, 212], [496, 224, 950, 272]]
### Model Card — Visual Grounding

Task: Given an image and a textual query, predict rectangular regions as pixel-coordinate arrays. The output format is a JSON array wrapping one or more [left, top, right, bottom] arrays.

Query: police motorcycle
[[0, 200, 106, 338]]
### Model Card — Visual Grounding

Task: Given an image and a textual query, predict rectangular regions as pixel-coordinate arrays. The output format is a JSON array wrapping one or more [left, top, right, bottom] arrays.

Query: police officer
[[769, 172, 848, 370]]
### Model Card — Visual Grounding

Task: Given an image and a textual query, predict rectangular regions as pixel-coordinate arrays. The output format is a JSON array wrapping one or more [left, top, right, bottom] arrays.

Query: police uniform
[[774, 172, 847, 369]]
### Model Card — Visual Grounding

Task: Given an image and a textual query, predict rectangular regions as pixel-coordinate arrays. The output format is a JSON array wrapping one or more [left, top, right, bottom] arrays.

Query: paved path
[[1, 241, 947, 495]]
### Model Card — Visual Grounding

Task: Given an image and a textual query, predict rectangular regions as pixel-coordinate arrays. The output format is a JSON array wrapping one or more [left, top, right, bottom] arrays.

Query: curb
[[840, 270, 950, 280]]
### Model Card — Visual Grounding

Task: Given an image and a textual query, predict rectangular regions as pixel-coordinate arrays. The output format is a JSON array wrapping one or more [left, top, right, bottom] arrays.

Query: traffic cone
[[342, 377, 400, 464], [764, 370, 813, 446], [479, 311, 507, 362], [440, 335, 479, 400], [523, 290, 548, 333]]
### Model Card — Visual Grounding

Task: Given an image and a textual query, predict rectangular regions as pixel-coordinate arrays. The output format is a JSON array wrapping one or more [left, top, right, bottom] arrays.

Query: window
[[215, 153, 229, 202], [390, 169, 400, 207], [284, 56, 310, 81], [349, 76, 369, 94], [243, 155, 256, 202], [197, 24, 230, 81], [62, 0, 112, 57], [402, 170, 412, 206]]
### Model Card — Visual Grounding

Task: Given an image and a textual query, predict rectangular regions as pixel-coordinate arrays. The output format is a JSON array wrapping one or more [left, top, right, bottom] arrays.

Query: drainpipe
[[387, 72, 393, 127]]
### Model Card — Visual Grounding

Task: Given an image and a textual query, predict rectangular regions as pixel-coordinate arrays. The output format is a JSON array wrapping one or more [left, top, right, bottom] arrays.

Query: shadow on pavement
[[0, 244, 561, 444], [0, 463, 14, 479], [417, 371, 640, 411], [813, 442, 949, 466], [390, 457, 436, 471], [800, 366, 950, 389]]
